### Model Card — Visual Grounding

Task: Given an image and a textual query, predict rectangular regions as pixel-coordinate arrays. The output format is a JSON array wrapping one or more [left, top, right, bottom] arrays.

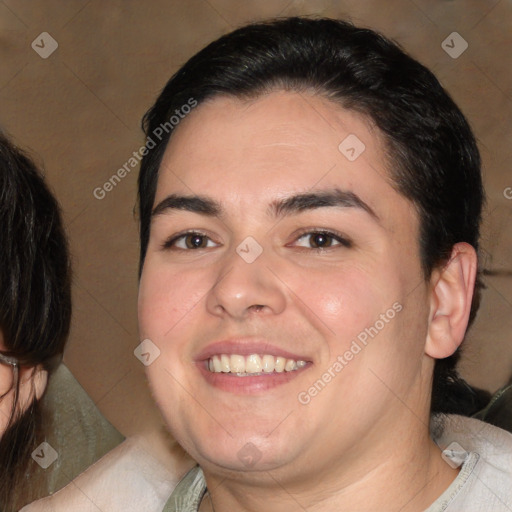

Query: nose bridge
[[206, 235, 286, 318]]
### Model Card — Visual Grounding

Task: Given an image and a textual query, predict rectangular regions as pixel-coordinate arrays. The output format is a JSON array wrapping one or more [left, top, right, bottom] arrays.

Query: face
[[138, 91, 433, 481]]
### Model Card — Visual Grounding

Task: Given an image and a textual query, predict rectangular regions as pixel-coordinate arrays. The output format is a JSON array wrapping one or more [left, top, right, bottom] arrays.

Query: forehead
[[154, 91, 415, 231]]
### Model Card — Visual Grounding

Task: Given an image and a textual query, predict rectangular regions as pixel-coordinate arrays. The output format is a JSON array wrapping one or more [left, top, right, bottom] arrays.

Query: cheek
[[0, 397, 12, 434], [0, 364, 14, 424], [293, 263, 389, 338], [138, 262, 209, 339]]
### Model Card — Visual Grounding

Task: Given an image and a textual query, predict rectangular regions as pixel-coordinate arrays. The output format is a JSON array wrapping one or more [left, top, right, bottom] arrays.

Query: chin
[[187, 428, 297, 475]]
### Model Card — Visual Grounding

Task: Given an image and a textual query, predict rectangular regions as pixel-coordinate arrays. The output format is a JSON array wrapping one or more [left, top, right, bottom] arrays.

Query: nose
[[205, 244, 287, 321]]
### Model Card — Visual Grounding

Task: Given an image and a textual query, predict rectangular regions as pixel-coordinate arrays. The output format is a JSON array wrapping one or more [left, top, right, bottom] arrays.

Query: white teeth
[[212, 355, 222, 372], [261, 355, 275, 373], [207, 354, 307, 374], [230, 354, 245, 373], [274, 357, 285, 373], [220, 354, 230, 372], [285, 359, 297, 371], [245, 354, 262, 373]]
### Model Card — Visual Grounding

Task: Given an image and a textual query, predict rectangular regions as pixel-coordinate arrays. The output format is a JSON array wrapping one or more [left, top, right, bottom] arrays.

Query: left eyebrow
[[268, 188, 379, 222], [151, 187, 379, 223]]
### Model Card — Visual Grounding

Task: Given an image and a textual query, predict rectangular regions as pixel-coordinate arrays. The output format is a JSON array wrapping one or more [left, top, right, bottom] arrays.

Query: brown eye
[[309, 232, 334, 248], [184, 234, 208, 249], [162, 231, 217, 250], [294, 230, 352, 250]]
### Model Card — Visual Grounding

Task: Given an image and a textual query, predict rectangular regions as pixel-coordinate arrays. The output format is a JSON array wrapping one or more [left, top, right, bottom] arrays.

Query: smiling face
[[138, 90, 435, 482]]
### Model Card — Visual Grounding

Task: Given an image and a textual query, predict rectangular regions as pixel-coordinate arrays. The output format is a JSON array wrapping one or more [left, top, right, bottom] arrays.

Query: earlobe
[[33, 367, 49, 401], [19, 365, 48, 406], [425, 242, 478, 359]]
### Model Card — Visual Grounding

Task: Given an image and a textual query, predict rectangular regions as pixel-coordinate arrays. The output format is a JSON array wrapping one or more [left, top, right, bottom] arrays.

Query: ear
[[425, 242, 478, 359], [19, 365, 48, 405], [32, 366, 49, 400]]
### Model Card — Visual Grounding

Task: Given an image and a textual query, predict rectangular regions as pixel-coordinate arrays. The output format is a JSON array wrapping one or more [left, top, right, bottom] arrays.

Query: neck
[[199, 419, 460, 512]]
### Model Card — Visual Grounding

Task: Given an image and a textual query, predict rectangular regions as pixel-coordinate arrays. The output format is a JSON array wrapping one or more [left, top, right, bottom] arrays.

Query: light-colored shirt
[[21, 436, 187, 512], [162, 414, 512, 512]]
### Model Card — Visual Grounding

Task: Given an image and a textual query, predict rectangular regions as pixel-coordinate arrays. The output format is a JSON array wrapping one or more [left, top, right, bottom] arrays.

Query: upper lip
[[195, 338, 312, 362]]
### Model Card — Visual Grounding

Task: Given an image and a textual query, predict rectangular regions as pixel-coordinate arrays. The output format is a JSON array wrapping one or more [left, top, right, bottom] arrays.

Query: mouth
[[195, 340, 313, 393]]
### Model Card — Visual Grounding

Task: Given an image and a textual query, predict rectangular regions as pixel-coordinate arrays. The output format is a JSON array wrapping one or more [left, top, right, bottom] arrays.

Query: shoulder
[[434, 413, 512, 464], [21, 436, 196, 512], [430, 414, 512, 511], [161, 466, 206, 512]]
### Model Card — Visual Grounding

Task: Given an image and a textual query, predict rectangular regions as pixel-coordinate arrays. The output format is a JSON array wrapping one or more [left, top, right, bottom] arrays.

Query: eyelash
[[161, 229, 352, 251]]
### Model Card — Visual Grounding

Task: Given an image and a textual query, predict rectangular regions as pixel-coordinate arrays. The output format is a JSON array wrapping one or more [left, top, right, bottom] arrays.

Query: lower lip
[[196, 362, 311, 393]]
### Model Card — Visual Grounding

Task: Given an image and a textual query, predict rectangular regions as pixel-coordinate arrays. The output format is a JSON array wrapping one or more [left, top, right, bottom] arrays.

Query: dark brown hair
[[0, 133, 72, 510]]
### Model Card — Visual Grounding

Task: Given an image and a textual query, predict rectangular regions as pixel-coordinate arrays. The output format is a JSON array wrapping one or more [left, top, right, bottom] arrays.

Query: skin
[[0, 330, 47, 433], [138, 90, 477, 511]]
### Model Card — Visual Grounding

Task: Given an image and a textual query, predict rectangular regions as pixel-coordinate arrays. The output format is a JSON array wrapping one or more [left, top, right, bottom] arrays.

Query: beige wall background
[[1, 0, 511, 440]]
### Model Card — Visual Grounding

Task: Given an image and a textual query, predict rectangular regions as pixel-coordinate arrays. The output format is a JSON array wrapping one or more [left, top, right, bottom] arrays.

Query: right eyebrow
[[152, 194, 223, 218]]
